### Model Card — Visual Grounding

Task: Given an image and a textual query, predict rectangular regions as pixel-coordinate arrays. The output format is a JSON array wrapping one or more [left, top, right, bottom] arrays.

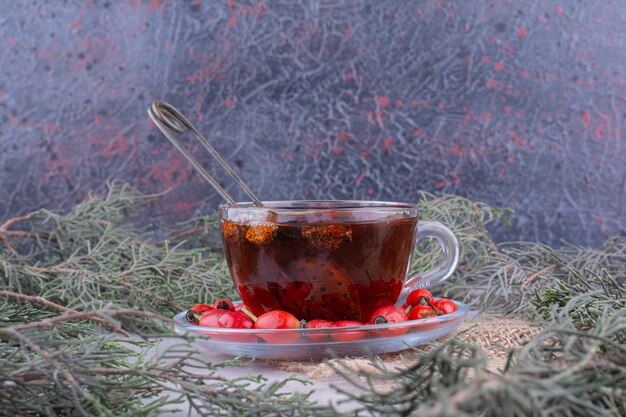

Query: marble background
[[0, 0, 624, 247]]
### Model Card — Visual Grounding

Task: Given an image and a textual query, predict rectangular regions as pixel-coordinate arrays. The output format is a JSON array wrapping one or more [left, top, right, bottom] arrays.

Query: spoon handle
[[148, 101, 263, 207]]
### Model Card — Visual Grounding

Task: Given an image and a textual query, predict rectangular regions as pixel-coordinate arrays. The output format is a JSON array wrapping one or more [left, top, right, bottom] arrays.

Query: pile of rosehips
[[185, 289, 457, 336]]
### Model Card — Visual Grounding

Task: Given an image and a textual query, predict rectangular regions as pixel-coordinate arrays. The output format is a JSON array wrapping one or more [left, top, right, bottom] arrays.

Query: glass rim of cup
[[219, 199, 418, 210], [219, 200, 420, 223]]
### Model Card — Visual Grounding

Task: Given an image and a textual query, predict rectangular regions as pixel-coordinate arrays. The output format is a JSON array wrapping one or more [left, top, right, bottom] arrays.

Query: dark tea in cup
[[220, 201, 458, 323]]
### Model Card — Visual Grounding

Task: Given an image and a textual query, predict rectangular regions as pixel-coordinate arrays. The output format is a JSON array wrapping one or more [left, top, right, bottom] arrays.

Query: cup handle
[[398, 220, 459, 305]]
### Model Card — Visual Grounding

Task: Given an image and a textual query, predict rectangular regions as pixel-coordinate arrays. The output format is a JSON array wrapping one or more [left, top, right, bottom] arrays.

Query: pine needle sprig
[[0, 181, 235, 318], [339, 304, 625, 417], [0, 295, 330, 417], [531, 268, 626, 330], [430, 236, 626, 316], [409, 192, 512, 287]]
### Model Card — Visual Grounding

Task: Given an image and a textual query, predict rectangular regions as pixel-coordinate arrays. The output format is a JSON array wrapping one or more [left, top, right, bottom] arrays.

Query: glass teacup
[[220, 200, 458, 323]]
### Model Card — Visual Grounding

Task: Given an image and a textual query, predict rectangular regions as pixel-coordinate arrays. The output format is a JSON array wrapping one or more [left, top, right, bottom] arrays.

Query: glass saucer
[[173, 300, 468, 360]]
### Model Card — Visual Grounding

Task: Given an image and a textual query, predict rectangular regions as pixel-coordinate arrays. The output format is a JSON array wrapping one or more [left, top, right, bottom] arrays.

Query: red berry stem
[[405, 305, 413, 315], [239, 306, 258, 322], [417, 296, 429, 305], [423, 297, 443, 315]]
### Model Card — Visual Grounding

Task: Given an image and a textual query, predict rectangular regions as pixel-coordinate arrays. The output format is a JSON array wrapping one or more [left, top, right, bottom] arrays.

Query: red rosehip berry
[[191, 303, 213, 313], [186, 303, 213, 323], [333, 320, 365, 327], [198, 309, 253, 329], [212, 299, 236, 311], [307, 319, 335, 329], [332, 320, 366, 342], [306, 319, 335, 342], [433, 299, 458, 315], [406, 289, 434, 307], [369, 305, 408, 325], [408, 305, 437, 320], [239, 309, 304, 344], [254, 310, 304, 329]]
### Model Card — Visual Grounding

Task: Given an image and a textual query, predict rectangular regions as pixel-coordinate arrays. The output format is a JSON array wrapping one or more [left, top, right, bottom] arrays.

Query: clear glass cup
[[220, 200, 459, 322]]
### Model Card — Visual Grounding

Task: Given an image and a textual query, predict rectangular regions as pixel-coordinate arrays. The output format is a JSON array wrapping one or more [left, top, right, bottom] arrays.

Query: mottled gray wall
[[0, 0, 624, 246]]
